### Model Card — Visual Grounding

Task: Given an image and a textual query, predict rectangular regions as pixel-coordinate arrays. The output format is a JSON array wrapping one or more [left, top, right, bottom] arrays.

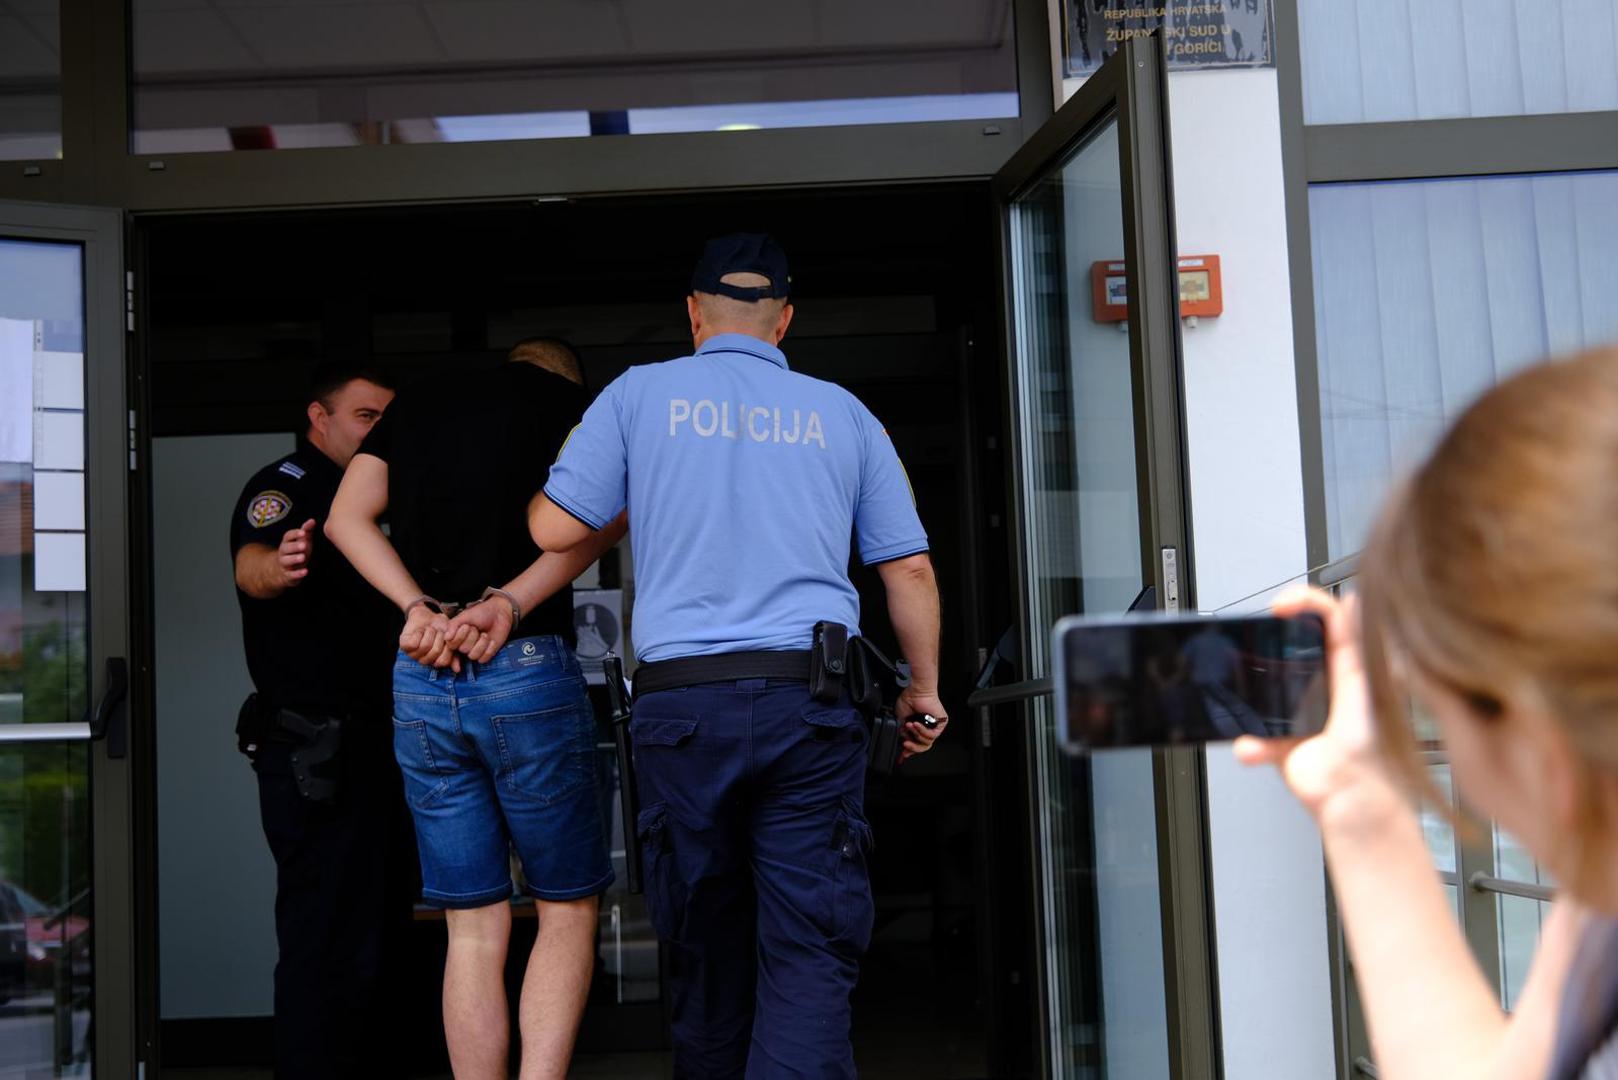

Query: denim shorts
[[392, 635, 613, 908]]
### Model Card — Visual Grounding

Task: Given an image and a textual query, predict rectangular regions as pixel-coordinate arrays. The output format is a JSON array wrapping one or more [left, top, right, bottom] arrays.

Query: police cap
[[690, 233, 791, 302]]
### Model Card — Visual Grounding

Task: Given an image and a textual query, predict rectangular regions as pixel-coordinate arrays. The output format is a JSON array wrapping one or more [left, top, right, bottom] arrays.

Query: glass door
[[988, 34, 1212, 1079], [0, 202, 135, 1078]]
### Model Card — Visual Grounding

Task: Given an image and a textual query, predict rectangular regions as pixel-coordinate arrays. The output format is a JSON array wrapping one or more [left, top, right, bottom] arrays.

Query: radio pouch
[[809, 621, 849, 705]]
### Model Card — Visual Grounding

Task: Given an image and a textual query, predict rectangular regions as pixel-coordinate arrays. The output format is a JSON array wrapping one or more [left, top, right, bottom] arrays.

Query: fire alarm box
[[1091, 255, 1224, 322]]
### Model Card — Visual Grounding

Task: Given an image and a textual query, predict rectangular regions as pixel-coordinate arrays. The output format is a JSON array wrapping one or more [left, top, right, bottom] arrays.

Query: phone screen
[[1054, 613, 1327, 753]]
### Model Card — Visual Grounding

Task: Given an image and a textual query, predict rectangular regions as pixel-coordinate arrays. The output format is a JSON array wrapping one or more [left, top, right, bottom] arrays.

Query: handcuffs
[[405, 586, 522, 625]]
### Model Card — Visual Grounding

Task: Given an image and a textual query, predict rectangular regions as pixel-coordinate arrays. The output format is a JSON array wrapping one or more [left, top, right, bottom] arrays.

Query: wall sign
[[1063, 0, 1273, 78], [1091, 255, 1225, 322]]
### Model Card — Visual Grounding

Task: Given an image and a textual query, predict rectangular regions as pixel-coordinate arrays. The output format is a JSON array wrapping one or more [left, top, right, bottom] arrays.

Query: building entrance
[[133, 186, 1036, 1079]]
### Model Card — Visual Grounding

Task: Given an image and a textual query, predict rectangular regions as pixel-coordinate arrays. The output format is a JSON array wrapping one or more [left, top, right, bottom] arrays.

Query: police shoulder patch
[[247, 491, 292, 529]]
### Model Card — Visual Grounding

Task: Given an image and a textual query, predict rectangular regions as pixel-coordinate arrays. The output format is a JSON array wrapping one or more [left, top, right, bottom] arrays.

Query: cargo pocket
[[636, 803, 684, 941], [631, 716, 698, 748], [829, 798, 876, 954], [802, 704, 866, 745]]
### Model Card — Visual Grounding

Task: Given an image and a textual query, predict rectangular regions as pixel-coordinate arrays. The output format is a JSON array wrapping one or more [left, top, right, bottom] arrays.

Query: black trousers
[[253, 719, 419, 1080]]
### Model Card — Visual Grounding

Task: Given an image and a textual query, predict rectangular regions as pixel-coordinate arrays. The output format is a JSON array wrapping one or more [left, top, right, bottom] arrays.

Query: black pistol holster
[[813, 621, 910, 776], [275, 708, 343, 805], [238, 693, 343, 805]]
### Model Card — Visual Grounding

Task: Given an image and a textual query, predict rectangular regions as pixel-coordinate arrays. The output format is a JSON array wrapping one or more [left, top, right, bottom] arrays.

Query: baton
[[602, 655, 643, 895]]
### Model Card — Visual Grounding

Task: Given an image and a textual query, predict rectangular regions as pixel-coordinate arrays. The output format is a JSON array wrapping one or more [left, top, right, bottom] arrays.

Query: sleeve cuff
[[543, 484, 610, 531], [860, 539, 930, 566]]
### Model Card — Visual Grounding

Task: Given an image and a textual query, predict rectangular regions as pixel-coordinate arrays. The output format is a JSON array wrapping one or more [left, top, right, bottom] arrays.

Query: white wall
[[1169, 69, 1333, 1080], [155, 433, 289, 1019]]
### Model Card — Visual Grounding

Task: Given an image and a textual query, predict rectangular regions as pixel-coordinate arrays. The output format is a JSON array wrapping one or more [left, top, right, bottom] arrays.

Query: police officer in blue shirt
[[531, 234, 948, 1078]]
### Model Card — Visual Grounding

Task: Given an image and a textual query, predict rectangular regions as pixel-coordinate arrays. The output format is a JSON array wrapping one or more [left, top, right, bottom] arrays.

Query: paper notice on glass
[[34, 410, 84, 470], [0, 318, 32, 463], [34, 531, 86, 592], [36, 352, 84, 410], [33, 471, 85, 530]]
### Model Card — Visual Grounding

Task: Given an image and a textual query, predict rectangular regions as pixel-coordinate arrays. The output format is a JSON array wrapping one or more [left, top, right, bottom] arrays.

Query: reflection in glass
[[130, 0, 1018, 153], [0, 741, 93, 1074], [0, 0, 61, 160], [1, 239, 89, 726], [1010, 117, 1169, 1078]]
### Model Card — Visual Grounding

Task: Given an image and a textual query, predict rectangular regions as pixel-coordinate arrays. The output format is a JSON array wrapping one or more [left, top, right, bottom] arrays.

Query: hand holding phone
[[1052, 611, 1328, 754]]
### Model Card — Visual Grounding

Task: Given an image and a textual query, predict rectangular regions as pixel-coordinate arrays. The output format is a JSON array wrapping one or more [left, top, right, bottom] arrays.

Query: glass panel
[[0, 741, 93, 1073], [1309, 169, 1618, 556], [1420, 764, 1456, 876], [1493, 826, 1549, 1011], [1, 238, 89, 724], [130, 0, 1018, 153], [0, 234, 93, 1073], [0, 0, 61, 160], [1011, 116, 1169, 1079], [1299, 0, 1618, 125]]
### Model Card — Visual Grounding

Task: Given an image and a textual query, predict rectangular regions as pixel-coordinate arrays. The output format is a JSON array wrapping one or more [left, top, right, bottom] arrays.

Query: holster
[[275, 707, 344, 805], [846, 636, 911, 776]]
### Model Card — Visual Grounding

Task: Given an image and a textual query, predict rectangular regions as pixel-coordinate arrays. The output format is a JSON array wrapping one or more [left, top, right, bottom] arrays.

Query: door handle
[[965, 677, 1052, 709], [87, 657, 129, 759]]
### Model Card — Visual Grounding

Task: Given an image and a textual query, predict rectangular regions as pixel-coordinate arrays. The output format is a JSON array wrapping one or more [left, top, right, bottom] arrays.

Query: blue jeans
[[392, 635, 613, 907], [633, 679, 873, 1079]]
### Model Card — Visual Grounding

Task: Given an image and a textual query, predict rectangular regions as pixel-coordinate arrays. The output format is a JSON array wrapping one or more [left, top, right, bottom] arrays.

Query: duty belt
[[631, 650, 812, 699]]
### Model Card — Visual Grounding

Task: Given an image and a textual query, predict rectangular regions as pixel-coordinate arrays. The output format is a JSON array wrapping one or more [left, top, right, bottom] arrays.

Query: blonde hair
[[1360, 347, 1618, 835], [508, 338, 582, 385]]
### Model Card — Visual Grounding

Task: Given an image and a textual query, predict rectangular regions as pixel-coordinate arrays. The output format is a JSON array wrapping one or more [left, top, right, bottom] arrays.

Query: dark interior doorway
[[131, 184, 1035, 1078]]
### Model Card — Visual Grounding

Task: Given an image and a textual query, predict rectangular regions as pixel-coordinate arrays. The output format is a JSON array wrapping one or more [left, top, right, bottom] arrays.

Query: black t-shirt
[[357, 363, 587, 643], [230, 444, 399, 716]]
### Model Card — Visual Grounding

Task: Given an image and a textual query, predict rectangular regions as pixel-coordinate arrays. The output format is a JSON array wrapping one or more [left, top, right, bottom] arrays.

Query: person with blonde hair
[[1241, 346, 1618, 1079]]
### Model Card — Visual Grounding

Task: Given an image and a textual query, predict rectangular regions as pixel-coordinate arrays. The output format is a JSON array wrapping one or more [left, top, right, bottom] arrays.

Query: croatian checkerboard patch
[[247, 491, 292, 529]]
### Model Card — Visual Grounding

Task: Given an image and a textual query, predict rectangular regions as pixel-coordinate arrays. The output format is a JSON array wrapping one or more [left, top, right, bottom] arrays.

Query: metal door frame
[[0, 199, 136, 1079], [985, 33, 1217, 1080]]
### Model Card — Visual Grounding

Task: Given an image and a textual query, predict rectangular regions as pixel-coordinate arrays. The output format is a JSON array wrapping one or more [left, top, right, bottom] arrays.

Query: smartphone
[[1052, 612, 1328, 754]]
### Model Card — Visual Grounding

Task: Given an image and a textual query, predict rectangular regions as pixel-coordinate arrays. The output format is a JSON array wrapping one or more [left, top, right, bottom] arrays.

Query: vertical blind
[[1299, 0, 1618, 124], [1309, 169, 1618, 555]]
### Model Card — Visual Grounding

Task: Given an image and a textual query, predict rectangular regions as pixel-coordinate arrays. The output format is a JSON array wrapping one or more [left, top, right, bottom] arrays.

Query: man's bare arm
[[875, 552, 948, 760], [529, 492, 599, 555], [324, 453, 423, 610], [234, 519, 318, 600]]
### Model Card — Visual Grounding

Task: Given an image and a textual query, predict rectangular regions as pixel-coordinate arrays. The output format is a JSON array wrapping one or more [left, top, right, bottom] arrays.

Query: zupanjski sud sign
[[1063, 0, 1274, 77]]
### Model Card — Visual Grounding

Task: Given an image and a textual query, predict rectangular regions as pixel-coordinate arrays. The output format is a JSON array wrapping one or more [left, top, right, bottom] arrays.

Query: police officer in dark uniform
[[532, 235, 949, 1077], [229, 362, 416, 1079]]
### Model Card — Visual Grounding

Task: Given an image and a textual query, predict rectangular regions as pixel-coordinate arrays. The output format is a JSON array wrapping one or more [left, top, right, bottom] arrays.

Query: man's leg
[[394, 660, 521, 1080], [746, 686, 872, 1079], [515, 896, 598, 1080], [254, 757, 333, 1080], [633, 683, 761, 1079], [443, 902, 513, 1079]]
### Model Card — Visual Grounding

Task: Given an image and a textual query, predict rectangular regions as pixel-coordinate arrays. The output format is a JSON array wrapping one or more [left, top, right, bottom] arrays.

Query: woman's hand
[[1233, 586, 1396, 823]]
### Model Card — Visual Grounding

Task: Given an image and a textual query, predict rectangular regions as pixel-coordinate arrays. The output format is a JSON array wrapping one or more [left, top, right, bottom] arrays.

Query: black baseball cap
[[690, 233, 791, 301]]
